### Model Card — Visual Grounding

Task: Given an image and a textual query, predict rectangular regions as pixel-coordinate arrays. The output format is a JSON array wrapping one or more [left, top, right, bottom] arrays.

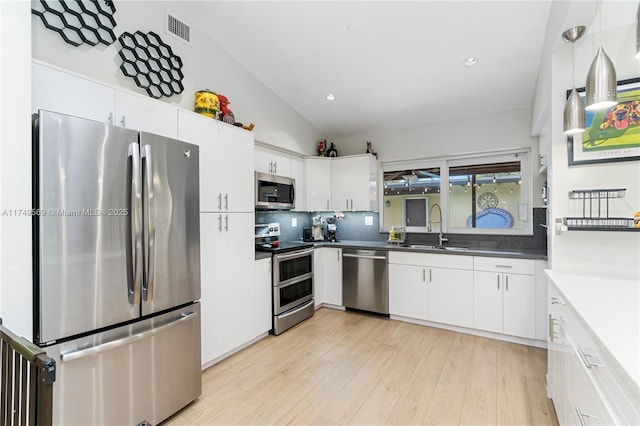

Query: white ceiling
[[176, 1, 554, 139]]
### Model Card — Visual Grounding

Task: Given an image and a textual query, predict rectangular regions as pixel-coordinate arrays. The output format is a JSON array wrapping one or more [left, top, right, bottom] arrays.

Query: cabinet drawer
[[565, 305, 639, 425], [389, 251, 473, 270], [473, 256, 534, 275]]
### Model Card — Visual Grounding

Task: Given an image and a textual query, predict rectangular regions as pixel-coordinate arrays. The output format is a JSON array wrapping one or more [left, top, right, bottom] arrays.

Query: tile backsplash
[[256, 207, 547, 254]]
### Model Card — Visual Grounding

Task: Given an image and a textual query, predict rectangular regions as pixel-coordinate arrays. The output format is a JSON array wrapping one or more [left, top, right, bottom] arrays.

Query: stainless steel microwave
[[255, 172, 295, 210]]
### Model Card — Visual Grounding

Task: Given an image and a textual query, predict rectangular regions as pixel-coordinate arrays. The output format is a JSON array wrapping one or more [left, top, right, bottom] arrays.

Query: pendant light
[[562, 26, 586, 135], [585, 3, 617, 111]]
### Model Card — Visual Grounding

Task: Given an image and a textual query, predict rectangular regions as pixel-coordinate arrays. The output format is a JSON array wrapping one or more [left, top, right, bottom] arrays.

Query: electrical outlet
[[365, 216, 373, 226], [291, 218, 297, 227]]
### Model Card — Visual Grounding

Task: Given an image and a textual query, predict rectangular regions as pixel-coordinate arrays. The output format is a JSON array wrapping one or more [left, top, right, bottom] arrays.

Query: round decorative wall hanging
[[32, 0, 117, 47], [117, 31, 184, 99], [477, 192, 499, 210]]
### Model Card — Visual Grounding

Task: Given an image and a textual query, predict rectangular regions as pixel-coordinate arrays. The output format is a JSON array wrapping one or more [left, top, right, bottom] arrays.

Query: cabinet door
[[503, 273, 535, 339], [32, 62, 115, 122], [313, 248, 325, 306], [473, 271, 503, 334], [199, 213, 224, 365], [178, 111, 254, 213], [305, 158, 332, 211], [290, 156, 305, 211], [215, 213, 256, 354], [115, 91, 177, 139], [428, 267, 473, 327], [331, 155, 376, 211], [254, 258, 273, 335], [255, 146, 291, 176], [323, 248, 342, 306], [388, 264, 428, 320]]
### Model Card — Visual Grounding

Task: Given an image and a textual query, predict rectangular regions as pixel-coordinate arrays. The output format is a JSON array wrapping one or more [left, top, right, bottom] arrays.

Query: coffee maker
[[311, 216, 324, 241], [326, 217, 338, 242]]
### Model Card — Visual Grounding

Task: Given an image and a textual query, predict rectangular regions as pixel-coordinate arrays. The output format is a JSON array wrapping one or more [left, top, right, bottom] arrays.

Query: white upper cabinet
[[331, 155, 378, 211], [178, 110, 254, 213], [255, 145, 292, 177], [32, 62, 178, 139], [305, 157, 332, 211], [114, 91, 177, 139], [305, 154, 379, 212], [32, 62, 115, 122]]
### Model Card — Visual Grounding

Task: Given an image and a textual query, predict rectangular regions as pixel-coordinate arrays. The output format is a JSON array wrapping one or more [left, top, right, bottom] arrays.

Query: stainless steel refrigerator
[[32, 110, 202, 425]]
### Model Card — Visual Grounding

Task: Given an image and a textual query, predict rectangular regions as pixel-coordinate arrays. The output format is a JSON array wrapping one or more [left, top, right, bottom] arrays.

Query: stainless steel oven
[[272, 247, 314, 334]]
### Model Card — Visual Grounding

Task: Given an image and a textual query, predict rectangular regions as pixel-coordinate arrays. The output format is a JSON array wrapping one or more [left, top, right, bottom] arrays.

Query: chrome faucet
[[428, 203, 448, 246]]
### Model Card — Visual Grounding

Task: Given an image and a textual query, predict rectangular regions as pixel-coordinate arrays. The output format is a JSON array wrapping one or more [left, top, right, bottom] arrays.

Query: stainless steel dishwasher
[[342, 249, 389, 315]]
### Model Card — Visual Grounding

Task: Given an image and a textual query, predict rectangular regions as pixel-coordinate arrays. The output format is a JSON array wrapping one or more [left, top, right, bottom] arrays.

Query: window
[[381, 150, 532, 235]]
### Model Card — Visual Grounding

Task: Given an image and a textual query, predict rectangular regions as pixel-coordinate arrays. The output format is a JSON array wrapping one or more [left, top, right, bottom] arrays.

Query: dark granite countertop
[[254, 252, 272, 261], [296, 240, 547, 260]]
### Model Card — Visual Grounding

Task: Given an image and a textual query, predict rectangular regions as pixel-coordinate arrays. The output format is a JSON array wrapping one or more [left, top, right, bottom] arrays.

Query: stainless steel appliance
[[342, 249, 389, 315], [255, 224, 314, 334], [33, 110, 201, 425], [255, 172, 295, 210], [311, 215, 324, 241]]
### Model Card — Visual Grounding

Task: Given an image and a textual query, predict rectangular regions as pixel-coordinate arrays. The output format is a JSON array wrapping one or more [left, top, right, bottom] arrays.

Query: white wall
[[0, 1, 33, 338], [547, 3, 640, 279], [334, 108, 547, 209], [31, 1, 323, 155]]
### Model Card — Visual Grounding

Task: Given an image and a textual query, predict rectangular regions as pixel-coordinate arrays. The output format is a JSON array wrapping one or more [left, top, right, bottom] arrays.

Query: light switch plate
[[365, 216, 373, 226], [291, 218, 297, 227]]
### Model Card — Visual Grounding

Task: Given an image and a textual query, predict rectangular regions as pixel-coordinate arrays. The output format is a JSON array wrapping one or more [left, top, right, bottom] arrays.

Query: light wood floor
[[163, 308, 558, 426]]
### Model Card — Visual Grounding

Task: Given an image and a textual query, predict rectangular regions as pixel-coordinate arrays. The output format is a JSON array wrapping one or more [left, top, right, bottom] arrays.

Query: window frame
[[380, 149, 533, 236]]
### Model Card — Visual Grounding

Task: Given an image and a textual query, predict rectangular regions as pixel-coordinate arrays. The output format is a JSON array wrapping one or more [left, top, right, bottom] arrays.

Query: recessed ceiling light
[[326, 94, 336, 101], [463, 57, 478, 67]]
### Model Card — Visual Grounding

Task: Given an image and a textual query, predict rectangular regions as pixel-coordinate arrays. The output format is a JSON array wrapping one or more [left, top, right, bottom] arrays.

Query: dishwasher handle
[[342, 253, 387, 260]]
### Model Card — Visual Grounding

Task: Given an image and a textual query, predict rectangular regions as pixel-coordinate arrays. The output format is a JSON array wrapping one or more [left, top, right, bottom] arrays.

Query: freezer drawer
[[46, 304, 201, 426], [342, 249, 389, 315]]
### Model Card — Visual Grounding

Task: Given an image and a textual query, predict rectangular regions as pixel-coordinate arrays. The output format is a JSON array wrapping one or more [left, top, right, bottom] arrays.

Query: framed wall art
[[567, 77, 640, 166]]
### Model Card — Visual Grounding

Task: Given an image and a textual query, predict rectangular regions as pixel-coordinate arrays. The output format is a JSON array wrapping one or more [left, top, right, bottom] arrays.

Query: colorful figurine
[[218, 94, 235, 125], [194, 89, 220, 119]]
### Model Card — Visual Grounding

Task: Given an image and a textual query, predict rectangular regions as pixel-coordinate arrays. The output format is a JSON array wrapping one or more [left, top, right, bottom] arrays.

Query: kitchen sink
[[405, 244, 469, 251]]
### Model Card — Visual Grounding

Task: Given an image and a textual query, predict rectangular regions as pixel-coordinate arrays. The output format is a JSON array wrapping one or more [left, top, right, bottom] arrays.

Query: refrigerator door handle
[[128, 143, 143, 305], [59, 311, 198, 363], [141, 144, 155, 302]]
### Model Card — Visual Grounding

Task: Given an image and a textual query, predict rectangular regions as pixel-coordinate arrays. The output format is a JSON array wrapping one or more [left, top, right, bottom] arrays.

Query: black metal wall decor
[[117, 31, 185, 99], [32, 0, 117, 47]]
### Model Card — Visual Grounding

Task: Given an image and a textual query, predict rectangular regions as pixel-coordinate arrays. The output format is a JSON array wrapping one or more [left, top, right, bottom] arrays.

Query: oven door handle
[[274, 248, 314, 261], [278, 299, 315, 320]]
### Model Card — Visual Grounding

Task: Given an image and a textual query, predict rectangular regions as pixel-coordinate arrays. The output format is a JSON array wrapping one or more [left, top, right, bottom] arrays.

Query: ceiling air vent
[[165, 10, 191, 47]]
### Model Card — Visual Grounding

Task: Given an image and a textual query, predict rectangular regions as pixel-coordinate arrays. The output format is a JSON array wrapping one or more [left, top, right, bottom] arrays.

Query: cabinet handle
[[497, 275, 500, 290], [422, 268, 426, 282], [548, 314, 559, 341], [108, 112, 113, 125], [574, 407, 595, 426], [577, 346, 602, 369], [550, 296, 565, 305], [274, 161, 277, 174], [506, 275, 509, 291], [218, 215, 222, 232], [337, 251, 340, 261], [350, 199, 354, 210], [495, 264, 513, 269], [224, 193, 229, 210], [120, 116, 126, 127], [217, 193, 222, 210], [429, 268, 432, 283], [268, 161, 272, 173], [224, 215, 229, 231], [327, 200, 330, 210]]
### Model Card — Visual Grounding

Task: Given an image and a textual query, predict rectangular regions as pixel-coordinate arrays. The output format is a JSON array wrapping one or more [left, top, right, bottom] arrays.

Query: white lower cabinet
[[200, 212, 256, 367], [323, 247, 342, 306], [473, 257, 536, 339], [388, 263, 428, 320], [313, 248, 325, 307], [255, 257, 273, 336], [388, 252, 473, 327]]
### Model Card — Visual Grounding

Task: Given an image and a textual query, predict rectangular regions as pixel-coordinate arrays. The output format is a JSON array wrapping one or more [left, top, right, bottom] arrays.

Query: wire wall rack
[[564, 188, 637, 231]]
